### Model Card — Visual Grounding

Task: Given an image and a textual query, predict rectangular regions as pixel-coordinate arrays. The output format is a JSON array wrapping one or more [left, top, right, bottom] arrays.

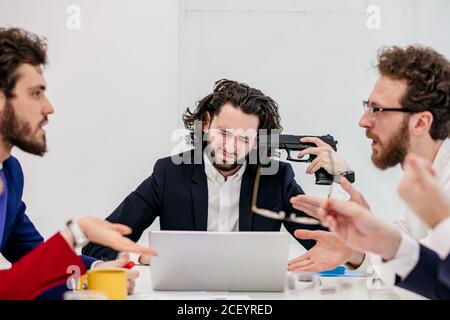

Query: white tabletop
[[130, 265, 401, 300]]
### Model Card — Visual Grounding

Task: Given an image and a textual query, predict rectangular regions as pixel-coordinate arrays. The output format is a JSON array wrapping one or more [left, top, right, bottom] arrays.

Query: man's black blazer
[[83, 150, 326, 260]]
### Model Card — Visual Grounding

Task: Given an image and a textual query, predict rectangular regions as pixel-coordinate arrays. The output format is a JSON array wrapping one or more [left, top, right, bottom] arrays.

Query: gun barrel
[[276, 134, 337, 151]]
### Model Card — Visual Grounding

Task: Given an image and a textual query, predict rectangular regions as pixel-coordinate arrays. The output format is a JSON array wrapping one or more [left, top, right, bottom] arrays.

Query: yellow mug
[[87, 269, 127, 300]]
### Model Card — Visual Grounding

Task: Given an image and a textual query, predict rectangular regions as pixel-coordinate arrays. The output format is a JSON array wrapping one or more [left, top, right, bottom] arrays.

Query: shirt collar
[[203, 152, 246, 183], [432, 138, 450, 171]]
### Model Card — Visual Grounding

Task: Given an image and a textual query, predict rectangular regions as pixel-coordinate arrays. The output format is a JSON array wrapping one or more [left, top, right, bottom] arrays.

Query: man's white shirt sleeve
[[426, 217, 450, 259]]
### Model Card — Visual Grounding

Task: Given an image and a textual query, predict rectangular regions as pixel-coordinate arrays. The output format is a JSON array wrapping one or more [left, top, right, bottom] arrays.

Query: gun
[[261, 134, 338, 185]]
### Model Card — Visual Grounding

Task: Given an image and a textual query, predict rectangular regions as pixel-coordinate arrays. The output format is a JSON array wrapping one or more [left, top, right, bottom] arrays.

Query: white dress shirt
[[394, 138, 450, 245], [203, 153, 246, 232], [371, 138, 450, 291]]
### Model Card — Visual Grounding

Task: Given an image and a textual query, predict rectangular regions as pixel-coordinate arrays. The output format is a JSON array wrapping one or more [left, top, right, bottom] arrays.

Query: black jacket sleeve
[[279, 162, 328, 250], [396, 244, 450, 299], [82, 159, 166, 260]]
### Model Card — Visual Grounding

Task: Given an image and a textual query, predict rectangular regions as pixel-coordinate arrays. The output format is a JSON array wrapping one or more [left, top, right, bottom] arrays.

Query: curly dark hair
[[0, 27, 47, 99], [377, 45, 450, 140], [183, 79, 283, 146]]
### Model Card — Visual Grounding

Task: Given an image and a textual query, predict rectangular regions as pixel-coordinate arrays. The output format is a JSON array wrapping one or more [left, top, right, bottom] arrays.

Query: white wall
[[0, 0, 179, 240], [0, 0, 449, 245]]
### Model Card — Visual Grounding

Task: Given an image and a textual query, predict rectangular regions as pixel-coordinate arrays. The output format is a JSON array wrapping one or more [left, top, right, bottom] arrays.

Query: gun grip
[[314, 168, 334, 185]]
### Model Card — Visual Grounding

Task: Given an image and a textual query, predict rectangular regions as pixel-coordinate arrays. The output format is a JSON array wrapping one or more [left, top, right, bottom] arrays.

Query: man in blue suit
[[0, 27, 139, 298], [317, 153, 450, 299], [83, 79, 357, 268], [0, 28, 63, 266]]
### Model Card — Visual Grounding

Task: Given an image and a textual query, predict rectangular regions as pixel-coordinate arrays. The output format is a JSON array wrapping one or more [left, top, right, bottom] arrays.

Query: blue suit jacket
[[83, 150, 327, 260], [0, 155, 96, 267], [396, 244, 450, 299]]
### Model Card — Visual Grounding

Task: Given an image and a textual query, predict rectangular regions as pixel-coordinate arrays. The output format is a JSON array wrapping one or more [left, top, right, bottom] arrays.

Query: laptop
[[149, 230, 289, 292]]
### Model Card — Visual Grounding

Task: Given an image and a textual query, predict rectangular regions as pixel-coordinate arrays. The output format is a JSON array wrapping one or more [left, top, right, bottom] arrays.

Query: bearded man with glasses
[[289, 46, 450, 286]]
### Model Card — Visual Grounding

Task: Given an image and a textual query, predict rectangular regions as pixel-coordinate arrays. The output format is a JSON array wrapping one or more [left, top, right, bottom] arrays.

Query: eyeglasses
[[362, 100, 415, 117], [251, 166, 322, 225]]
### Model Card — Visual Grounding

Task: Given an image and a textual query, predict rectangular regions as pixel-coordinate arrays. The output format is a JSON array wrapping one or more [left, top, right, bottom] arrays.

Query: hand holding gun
[[267, 134, 354, 185]]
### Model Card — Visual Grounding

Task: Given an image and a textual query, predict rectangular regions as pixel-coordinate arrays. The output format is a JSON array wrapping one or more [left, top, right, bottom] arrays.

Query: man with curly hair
[[0, 27, 145, 298], [288, 46, 450, 291], [83, 79, 331, 265]]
